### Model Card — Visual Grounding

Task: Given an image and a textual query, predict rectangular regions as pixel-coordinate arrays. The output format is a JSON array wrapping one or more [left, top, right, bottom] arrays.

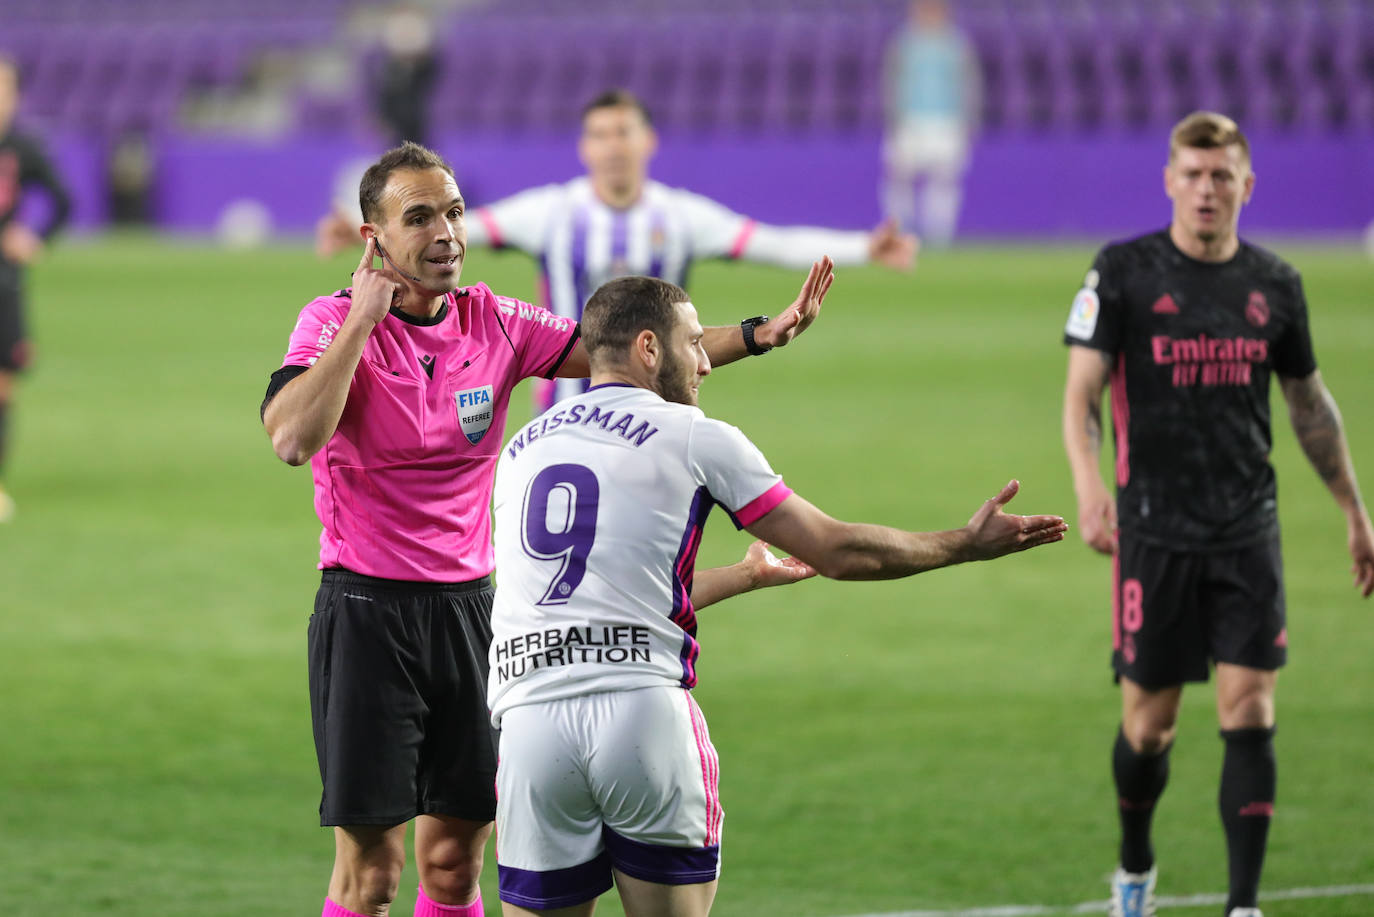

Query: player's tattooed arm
[[1281, 370, 1362, 497], [1281, 369, 1374, 597], [1082, 368, 1106, 451], [1067, 348, 1111, 449], [1062, 347, 1116, 554]]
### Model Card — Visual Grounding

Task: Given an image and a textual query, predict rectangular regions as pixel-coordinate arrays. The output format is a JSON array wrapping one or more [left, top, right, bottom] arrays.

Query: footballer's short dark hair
[[581, 276, 688, 367], [581, 89, 654, 127], [359, 141, 456, 223]]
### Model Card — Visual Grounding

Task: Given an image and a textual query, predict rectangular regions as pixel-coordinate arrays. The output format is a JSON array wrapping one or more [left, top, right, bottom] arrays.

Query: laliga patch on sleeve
[[1065, 288, 1100, 340]]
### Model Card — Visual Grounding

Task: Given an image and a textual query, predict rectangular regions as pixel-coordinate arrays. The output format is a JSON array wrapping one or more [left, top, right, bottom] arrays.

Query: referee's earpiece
[[361, 226, 380, 266], [369, 232, 424, 285]]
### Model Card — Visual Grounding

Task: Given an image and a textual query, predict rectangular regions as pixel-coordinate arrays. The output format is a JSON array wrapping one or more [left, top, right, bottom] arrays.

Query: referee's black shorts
[[308, 569, 497, 827], [1112, 531, 1287, 688]]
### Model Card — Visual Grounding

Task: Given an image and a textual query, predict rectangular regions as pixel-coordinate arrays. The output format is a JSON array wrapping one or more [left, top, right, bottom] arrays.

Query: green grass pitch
[[1, 234, 1370, 916]]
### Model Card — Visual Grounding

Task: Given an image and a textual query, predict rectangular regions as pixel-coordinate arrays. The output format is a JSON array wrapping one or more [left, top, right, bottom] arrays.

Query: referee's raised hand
[[352, 236, 402, 326]]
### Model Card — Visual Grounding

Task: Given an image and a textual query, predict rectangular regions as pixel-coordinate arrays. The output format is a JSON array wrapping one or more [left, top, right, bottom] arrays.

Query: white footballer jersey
[[488, 384, 793, 726], [467, 176, 872, 409]]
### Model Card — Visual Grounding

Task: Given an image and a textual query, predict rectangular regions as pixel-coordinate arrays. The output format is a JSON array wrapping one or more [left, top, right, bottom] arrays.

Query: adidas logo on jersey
[[1152, 294, 1180, 314]]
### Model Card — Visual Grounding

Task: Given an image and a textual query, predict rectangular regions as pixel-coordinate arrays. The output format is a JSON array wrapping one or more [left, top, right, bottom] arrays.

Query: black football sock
[[1114, 725, 1171, 873], [1219, 726, 1276, 912]]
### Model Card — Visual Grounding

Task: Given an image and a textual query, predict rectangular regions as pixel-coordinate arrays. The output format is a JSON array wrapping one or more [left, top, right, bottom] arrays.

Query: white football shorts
[[884, 114, 970, 178], [495, 685, 723, 910]]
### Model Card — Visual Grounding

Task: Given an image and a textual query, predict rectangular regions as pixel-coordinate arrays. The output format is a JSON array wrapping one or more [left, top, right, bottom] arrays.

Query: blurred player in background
[[881, 0, 981, 247], [1061, 111, 1374, 917], [264, 142, 830, 917], [372, 4, 439, 147], [488, 268, 1066, 916], [318, 89, 918, 411], [0, 53, 72, 522]]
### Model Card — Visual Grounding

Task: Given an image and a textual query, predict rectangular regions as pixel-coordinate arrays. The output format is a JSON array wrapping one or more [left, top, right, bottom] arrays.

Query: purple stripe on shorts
[[498, 854, 614, 910], [602, 826, 721, 886]]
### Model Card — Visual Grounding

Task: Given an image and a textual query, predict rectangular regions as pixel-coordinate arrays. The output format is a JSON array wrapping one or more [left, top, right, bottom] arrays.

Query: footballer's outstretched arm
[[740, 217, 918, 271], [556, 256, 835, 378], [744, 481, 1066, 582]]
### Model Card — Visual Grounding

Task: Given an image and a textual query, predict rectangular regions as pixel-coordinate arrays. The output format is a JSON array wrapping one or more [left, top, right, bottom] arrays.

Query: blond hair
[[1168, 111, 1251, 167]]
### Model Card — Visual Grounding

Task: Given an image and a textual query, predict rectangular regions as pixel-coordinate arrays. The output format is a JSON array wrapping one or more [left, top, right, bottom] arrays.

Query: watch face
[[742, 316, 770, 354]]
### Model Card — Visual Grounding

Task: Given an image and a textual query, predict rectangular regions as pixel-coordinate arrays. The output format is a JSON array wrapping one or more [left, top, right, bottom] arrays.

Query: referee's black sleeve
[[260, 365, 309, 420]]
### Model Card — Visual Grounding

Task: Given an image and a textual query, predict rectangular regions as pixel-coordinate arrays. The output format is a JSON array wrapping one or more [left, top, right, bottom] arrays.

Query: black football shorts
[[0, 264, 29, 373], [308, 570, 498, 826], [1111, 532, 1287, 688]]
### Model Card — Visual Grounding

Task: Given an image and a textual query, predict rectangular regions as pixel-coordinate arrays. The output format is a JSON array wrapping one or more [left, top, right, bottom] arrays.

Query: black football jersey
[[0, 129, 71, 261], [1064, 229, 1317, 550]]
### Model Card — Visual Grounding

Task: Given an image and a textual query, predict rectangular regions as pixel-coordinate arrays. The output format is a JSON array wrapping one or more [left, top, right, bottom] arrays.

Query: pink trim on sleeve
[[733, 480, 791, 527], [728, 219, 758, 259], [477, 207, 503, 248]]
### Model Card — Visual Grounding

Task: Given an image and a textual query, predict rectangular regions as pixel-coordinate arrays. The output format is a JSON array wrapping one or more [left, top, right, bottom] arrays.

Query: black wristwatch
[[740, 315, 772, 356]]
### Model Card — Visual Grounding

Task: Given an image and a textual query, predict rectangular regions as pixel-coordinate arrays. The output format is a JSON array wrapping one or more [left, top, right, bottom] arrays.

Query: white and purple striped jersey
[[487, 383, 792, 726], [467, 176, 873, 409]]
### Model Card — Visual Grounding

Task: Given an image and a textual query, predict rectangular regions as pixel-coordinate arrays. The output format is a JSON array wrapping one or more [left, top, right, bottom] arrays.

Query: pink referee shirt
[[281, 282, 580, 582]]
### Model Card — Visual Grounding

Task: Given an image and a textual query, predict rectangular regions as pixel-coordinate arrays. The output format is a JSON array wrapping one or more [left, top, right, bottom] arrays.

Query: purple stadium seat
[[7, 0, 1372, 139]]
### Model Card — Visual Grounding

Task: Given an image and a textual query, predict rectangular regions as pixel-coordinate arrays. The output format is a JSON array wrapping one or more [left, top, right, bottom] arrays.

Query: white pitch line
[[836, 882, 1374, 917]]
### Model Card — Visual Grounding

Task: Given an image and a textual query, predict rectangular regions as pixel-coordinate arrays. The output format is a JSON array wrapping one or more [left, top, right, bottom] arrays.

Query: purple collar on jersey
[[586, 382, 640, 392]]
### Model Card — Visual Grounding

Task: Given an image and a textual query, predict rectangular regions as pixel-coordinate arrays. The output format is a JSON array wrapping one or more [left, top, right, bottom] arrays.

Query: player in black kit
[[1061, 112, 1374, 917], [0, 53, 71, 521]]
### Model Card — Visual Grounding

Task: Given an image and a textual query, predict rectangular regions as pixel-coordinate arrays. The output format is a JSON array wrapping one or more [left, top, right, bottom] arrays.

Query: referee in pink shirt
[[262, 142, 826, 917]]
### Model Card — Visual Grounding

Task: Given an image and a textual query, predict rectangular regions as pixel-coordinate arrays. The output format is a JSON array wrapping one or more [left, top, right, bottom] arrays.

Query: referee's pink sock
[[321, 898, 368, 917], [414, 883, 483, 917]]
